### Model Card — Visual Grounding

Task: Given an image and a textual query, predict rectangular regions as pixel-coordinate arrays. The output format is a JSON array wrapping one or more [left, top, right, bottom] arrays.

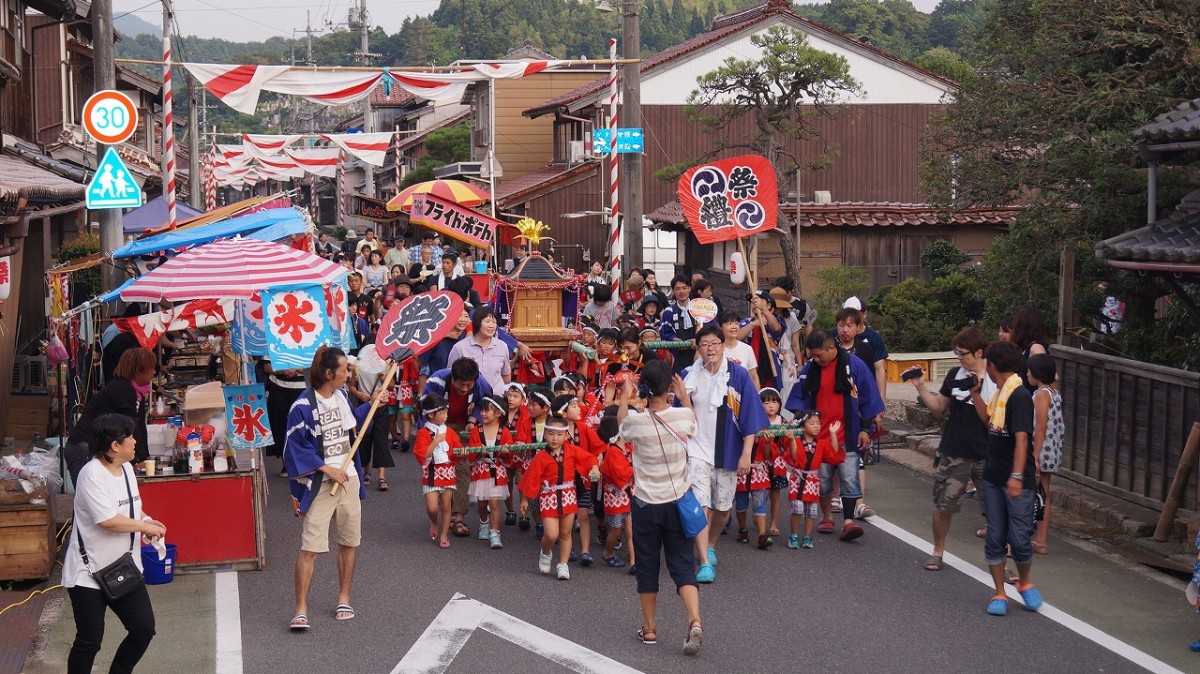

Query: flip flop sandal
[[452, 521, 471, 537], [924, 555, 943, 571], [289, 614, 310, 630], [637, 628, 657, 645], [429, 524, 438, 540], [378, 478, 389, 491], [439, 539, 451, 549], [768, 527, 780, 536], [335, 604, 355, 621]]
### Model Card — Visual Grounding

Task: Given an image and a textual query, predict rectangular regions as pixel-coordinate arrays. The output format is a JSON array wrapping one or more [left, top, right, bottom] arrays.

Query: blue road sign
[[592, 128, 644, 154], [86, 147, 143, 209]]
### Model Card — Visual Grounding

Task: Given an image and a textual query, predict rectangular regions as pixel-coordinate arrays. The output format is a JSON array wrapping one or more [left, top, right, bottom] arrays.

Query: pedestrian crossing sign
[[86, 148, 143, 209]]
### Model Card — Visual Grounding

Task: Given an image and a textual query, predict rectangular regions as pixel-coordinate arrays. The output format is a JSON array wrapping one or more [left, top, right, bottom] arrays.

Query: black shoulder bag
[[76, 465, 145, 601]]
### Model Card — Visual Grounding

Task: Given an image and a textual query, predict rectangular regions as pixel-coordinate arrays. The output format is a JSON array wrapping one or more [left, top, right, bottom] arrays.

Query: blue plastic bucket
[[142, 544, 177, 585]]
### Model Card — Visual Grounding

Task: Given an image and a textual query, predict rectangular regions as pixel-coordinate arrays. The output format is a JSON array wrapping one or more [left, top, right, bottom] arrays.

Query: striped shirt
[[621, 407, 696, 504]]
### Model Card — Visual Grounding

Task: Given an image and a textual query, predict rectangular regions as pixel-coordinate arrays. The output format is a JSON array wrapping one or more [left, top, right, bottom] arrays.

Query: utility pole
[[188, 77, 200, 208], [358, 0, 375, 197], [91, 0, 123, 292], [621, 0, 644, 274]]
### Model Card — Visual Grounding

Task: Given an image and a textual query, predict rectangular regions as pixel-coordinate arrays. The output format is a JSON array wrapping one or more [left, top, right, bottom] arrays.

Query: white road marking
[[214, 571, 244, 674], [869, 515, 1187, 674], [391, 593, 645, 674]]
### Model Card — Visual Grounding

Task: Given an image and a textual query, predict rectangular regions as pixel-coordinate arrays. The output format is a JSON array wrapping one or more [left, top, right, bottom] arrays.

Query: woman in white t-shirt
[[63, 413, 166, 674], [617, 360, 704, 655]]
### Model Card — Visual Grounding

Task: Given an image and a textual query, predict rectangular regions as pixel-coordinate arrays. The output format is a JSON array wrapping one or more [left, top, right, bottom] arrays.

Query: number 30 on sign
[[82, 90, 139, 145]]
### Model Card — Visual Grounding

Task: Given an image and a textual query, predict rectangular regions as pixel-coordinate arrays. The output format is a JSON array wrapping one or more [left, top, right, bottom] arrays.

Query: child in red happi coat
[[518, 415, 600, 581], [412, 394, 462, 548], [760, 388, 790, 539], [783, 411, 842, 549], [466, 395, 515, 549], [500, 382, 532, 525], [551, 394, 604, 567], [735, 392, 778, 550], [597, 414, 635, 571]]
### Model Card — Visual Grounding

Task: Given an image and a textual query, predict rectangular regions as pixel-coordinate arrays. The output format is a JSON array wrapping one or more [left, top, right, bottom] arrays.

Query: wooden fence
[[1053, 345, 1200, 512]]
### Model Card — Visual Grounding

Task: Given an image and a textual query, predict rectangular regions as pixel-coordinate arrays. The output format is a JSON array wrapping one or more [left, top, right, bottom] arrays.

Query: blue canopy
[[114, 208, 308, 258], [122, 196, 204, 235]]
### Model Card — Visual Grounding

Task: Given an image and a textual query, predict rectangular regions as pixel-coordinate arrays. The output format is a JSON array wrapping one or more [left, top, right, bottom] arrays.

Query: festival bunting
[[222, 384, 273, 450], [229, 295, 268, 357], [322, 132, 393, 167], [409, 192, 507, 249], [261, 284, 332, 368], [677, 154, 778, 245], [116, 298, 236, 350]]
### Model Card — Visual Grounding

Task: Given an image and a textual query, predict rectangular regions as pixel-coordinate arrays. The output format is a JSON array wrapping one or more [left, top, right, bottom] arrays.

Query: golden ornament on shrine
[[513, 218, 555, 247]]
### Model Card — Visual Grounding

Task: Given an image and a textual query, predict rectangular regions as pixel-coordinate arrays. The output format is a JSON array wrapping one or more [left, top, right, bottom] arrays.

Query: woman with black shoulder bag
[[63, 413, 167, 673], [616, 359, 704, 656]]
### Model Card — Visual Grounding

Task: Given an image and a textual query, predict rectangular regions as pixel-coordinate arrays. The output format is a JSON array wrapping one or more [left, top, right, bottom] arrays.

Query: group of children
[[408, 374, 847, 580]]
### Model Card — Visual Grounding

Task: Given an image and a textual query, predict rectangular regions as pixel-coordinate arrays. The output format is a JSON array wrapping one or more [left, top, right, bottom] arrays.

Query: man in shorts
[[284, 347, 365, 629], [681, 325, 769, 584], [908, 327, 995, 571]]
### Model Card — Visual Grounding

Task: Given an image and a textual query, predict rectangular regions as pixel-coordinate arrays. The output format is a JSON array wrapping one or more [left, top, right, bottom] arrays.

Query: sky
[[114, 0, 943, 43]]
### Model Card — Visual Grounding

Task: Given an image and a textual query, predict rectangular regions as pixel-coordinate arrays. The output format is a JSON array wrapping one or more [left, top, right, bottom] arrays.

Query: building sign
[[349, 193, 400, 222], [409, 192, 505, 249], [593, 128, 644, 154], [677, 154, 778, 245]]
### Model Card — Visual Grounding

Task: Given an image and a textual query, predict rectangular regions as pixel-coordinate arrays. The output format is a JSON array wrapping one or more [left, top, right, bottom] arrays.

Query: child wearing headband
[[466, 394, 514, 549], [501, 382, 531, 526], [412, 394, 462, 548], [597, 414, 635, 571], [518, 414, 602, 580], [551, 394, 604, 567], [735, 388, 781, 550], [763, 388, 790, 540], [783, 410, 842, 549], [515, 386, 553, 535]]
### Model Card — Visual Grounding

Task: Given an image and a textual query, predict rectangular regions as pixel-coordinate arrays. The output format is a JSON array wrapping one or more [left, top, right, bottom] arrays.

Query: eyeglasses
[[953, 350, 972, 357], [697, 340, 723, 349]]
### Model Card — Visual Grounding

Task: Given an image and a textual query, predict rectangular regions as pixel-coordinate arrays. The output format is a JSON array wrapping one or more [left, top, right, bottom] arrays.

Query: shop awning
[[114, 208, 308, 258], [134, 194, 286, 239]]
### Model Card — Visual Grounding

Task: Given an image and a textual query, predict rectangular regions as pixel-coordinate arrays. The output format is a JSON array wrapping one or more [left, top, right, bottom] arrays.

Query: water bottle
[[32, 432, 41, 448]]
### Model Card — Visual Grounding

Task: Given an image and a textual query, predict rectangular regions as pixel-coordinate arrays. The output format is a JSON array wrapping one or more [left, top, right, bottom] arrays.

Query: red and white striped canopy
[[120, 238, 346, 303]]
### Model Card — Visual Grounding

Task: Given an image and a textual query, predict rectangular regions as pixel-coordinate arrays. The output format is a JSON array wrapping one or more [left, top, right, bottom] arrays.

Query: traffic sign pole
[[90, 0, 124, 294]]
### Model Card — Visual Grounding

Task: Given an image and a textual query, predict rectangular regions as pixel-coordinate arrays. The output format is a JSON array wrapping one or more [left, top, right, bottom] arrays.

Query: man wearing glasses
[[908, 327, 996, 571], [680, 326, 769, 583]]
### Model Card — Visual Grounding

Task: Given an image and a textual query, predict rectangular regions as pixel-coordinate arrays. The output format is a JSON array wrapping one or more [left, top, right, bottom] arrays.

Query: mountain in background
[[115, 13, 161, 39]]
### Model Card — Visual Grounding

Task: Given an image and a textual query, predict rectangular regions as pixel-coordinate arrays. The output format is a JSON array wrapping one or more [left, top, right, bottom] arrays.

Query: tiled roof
[[369, 83, 419, 107], [792, 202, 1019, 227], [1131, 99, 1200, 145], [645, 199, 1020, 228], [495, 161, 599, 205], [1097, 190, 1200, 264], [523, 0, 956, 119], [395, 110, 472, 154], [0, 153, 86, 214]]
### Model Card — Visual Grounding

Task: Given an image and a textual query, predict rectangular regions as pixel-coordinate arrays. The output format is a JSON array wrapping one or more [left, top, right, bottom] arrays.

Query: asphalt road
[[233, 456, 1163, 674]]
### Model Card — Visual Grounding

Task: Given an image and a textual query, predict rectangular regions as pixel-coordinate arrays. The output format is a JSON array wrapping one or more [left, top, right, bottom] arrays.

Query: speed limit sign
[[82, 90, 138, 145]]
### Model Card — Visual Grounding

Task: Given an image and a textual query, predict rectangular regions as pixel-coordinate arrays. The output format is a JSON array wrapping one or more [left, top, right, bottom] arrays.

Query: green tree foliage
[[921, 0, 1200, 365], [792, 0, 930, 59], [58, 234, 101, 298], [875, 271, 984, 351], [919, 238, 971, 278], [399, 123, 471, 188], [679, 25, 860, 288], [813, 266, 870, 328], [913, 46, 970, 83]]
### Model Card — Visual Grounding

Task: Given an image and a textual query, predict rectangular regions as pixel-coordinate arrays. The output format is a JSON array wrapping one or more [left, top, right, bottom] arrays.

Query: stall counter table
[[137, 469, 265, 571]]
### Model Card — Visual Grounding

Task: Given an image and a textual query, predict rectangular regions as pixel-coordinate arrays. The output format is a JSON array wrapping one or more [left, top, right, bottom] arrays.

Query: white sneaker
[[855, 503, 876, 519], [538, 552, 552, 575], [830, 498, 842, 513], [556, 563, 570, 580], [478, 521, 490, 540]]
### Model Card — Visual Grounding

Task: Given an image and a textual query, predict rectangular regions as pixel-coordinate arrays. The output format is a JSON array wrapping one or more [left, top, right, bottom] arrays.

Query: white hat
[[843, 296, 863, 311], [345, 229, 359, 239]]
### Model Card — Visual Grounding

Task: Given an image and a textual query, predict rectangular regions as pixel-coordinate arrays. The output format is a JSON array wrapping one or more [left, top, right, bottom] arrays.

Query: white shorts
[[688, 459, 737, 512]]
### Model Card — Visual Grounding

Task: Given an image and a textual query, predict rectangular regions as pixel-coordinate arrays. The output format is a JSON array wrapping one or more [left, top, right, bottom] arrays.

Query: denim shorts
[[819, 451, 862, 500], [734, 489, 768, 515], [981, 480, 1035, 566]]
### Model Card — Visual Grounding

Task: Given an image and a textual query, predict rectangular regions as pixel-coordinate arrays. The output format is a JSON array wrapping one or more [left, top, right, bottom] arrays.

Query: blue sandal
[[986, 596, 1008, 616]]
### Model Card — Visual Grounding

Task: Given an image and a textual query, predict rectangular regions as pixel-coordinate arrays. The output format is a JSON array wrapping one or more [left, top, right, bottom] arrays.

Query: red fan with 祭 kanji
[[375, 290, 466, 361], [677, 154, 778, 245]]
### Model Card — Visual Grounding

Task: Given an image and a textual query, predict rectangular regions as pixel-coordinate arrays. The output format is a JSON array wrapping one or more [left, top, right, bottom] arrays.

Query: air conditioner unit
[[11, 356, 47, 392], [569, 140, 587, 163]]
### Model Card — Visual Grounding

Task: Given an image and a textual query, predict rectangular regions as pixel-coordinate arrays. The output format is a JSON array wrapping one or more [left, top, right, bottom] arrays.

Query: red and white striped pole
[[607, 38, 621, 294], [204, 139, 216, 211], [161, 3, 177, 229], [337, 148, 347, 232], [393, 127, 401, 197]]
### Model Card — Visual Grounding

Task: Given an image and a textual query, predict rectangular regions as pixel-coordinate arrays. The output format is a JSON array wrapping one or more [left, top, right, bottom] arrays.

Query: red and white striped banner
[[242, 133, 300, 159], [185, 60, 566, 115], [321, 132, 393, 167], [285, 147, 341, 178]]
